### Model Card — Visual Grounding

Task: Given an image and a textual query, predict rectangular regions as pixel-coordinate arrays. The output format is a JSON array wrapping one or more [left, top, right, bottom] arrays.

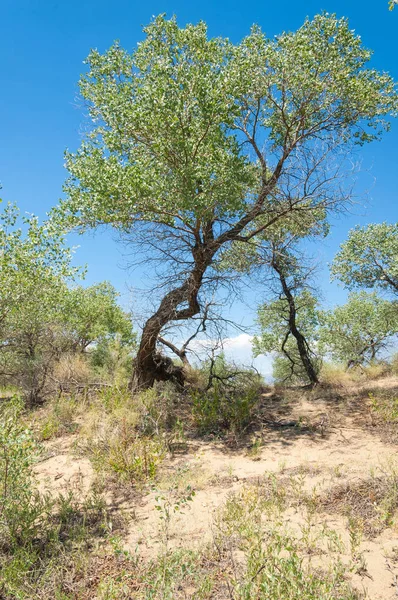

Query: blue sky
[[1, 0, 397, 372]]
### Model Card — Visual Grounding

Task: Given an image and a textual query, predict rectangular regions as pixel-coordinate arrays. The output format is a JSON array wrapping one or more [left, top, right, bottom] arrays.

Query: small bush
[[192, 360, 262, 435], [79, 391, 167, 485], [39, 395, 79, 440], [320, 363, 356, 386], [390, 353, 398, 376], [52, 353, 93, 393], [135, 381, 178, 435], [192, 386, 258, 434], [321, 466, 398, 537], [362, 361, 390, 380], [0, 397, 48, 549], [370, 391, 398, 424]]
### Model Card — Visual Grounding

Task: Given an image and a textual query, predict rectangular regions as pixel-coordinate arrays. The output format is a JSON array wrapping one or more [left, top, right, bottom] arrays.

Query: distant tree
[[319, 292, 398, 369], [332, 223, 398, 296], [0, 202, 134, 403], [56, 14, 397, 390], [221, 207, 327, 385], [0, 201, 78, 403], [62, 282, 135, 353]]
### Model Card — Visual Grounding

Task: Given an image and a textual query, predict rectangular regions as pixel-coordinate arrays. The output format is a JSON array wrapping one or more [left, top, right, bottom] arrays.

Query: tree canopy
[[319, 291, 398, 368], [331, 223, 398, 296], [54, 13, 398, 389]]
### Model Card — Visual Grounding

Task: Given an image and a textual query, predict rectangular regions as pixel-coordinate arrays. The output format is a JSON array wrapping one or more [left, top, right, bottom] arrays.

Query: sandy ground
[[34, 379, 398, 599]]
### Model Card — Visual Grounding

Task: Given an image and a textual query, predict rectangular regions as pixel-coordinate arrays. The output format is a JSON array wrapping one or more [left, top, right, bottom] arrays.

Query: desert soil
[[34, 378, 398, 600]]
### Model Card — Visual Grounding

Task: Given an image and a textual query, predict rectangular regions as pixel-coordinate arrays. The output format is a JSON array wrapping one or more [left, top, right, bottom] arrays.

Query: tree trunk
[[272, 259, 319, 386], [291, 328, 319, 385], [130, 162, 290, 391], [131, 250, 212, 391]]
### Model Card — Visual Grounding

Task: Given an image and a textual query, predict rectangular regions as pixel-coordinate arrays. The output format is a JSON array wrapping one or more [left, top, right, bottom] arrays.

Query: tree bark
[[272, 259, 320, 385], [131, 249, 213, 390]]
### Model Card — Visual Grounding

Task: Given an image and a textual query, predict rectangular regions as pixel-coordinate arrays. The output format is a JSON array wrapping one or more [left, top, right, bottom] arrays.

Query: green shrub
[[0, 397, 49, 549], [39, 395, 79, 440], [83, 412, 166, 484], [135, 381, 178, 435], [391, 353, 398, 376], [192, 381, 260, 435]]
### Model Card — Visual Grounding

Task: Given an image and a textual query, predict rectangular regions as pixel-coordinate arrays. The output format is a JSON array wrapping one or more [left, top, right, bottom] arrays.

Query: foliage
[[319, 291, 398, 368], [54, 12, 398, 388], [370, 391, 398, 424], [59, 13, 397, 231], [214, 485, 361, 600], [331, 222, 398, 296], [78, 386, 168, 484], [0, 202, 134, 403], [91, 334, 136, 385], [192, 355, 262, 434], [0, 202, 79, 404], [0, 397, 46, 548], [63, 281, 135, 353]]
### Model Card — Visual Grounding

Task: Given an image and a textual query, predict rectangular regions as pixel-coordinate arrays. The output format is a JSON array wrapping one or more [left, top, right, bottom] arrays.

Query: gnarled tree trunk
[[131, 249, 213, 391], [272, 258, 320, 386]]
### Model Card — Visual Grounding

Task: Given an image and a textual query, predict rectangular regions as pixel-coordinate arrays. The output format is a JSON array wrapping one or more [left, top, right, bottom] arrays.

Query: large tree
[[56, 14, 397, 389], [331, 223, 398, 296]]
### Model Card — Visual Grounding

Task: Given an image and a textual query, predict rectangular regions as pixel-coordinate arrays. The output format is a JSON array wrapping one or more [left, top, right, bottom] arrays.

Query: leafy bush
[[0, 397, 119, 598], [0, 397, 48, 549], [192, 357, 262, 434], [79, 387, 168, 484]]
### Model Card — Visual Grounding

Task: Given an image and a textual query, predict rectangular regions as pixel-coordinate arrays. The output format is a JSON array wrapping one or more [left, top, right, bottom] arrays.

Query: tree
[[0, 201, 76, 335], [221, 209, 327, 385], [319, 292, 398, 369], [331, 223, 398, 296], [62, 282, 135, 353], [254, 290, 321, 384], [56, 14, 397, 390], [0, 201, 78, 403], [0, 202, 135, 403]]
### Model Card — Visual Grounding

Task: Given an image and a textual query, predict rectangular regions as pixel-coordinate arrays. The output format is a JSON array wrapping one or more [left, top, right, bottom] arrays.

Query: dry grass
[[320, 364, 356, 387], [320, 470, 398, 537]]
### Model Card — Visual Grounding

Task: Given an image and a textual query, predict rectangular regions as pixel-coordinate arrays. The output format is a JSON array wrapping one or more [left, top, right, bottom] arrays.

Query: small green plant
[[214, 484, 361, 600], [247, 435, 262, 459], [192, 385, 259, 435], [105, 427, 165, 484], [80, 396, 167, 485], [155, 484, 196, 550]]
